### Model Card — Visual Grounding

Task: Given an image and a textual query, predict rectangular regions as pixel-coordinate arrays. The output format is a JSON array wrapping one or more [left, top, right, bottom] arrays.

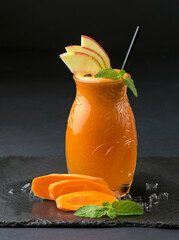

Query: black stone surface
[[0, 156, 178, 228]]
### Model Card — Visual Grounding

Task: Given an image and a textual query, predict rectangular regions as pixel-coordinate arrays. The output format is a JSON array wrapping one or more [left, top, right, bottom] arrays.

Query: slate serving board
[[0, 156, 178, 228]]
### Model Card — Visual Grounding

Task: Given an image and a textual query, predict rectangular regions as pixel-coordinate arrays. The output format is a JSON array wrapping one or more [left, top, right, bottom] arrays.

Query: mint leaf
[[74, 201, 143, 219], [112, 201, 121, 208], [74, 205, 107, 218], [94, 69, 119, 79], [112, 200, 143, 216], [122, 77, 138, 97], [102, 202, 112, 208], [118, 69, 125, 78], [94, 69, 138, 97], [107, 208, 118, 219]]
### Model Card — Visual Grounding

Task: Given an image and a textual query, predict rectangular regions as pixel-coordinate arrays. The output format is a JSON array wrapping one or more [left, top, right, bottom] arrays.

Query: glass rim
[[73, 74, 124, 84]]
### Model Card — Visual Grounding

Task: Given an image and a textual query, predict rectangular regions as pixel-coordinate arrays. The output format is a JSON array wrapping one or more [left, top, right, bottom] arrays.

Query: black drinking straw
[[121, 26, 141, 70]]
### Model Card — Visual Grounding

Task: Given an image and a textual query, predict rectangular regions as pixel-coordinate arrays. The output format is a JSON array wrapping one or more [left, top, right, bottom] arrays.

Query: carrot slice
[[49, 179, 117, 200], [31, 173, 108, 200], [56, 191, 117, 211]]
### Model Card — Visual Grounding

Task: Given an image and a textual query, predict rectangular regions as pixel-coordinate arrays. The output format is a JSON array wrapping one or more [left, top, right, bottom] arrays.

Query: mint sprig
[[74, 200, 143, 219], [74, 205, 107, 218], [94, 69, 138, 97], [94, 69, 120, 80]]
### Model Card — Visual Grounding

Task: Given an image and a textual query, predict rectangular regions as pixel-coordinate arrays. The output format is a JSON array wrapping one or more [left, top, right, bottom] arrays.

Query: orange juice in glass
[[60, 35, 137, 196]]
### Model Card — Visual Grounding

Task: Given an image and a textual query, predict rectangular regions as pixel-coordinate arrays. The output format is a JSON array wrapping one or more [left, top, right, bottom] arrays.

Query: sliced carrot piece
[[31, 173, 108, 200], [49, 179, 117, 200], [56, 191, 117, 211]]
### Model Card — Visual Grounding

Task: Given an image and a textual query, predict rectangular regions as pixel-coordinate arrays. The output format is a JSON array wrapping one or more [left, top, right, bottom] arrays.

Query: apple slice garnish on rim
[[60, 52, 102, 74], [81, 35, 111, 69], [65, 45, 106, 69]]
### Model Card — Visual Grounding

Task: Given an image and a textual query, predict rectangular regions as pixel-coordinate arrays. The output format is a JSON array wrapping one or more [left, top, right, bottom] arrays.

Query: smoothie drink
[[66, 72, 137, 196]]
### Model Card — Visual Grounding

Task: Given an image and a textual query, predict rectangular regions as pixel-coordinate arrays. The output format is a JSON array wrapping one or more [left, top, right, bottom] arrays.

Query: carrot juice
[[66, 71, 137, 196]]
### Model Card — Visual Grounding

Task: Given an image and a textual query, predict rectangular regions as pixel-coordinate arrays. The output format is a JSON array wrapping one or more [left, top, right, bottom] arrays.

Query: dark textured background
[[0, 0, 179, 239], [0, 0, 179, 56]]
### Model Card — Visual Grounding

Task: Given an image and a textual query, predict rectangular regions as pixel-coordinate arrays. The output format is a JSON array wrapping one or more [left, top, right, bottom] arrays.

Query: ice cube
[[21, 183, 31, 192], [8, 188, 19, 194], [146, 183, 158, 191], [144, 202, 151, 211], [138, 201, 151, 211], [149, 193, 159, 205], [122, 193, 132, 201], [158, 192, 169, 200], [133, 196, 142, 202], [29, 190, 38, 200], [8, 188, 14, 194], [29, 190, 44, 201], [138, 202, 145, 209]]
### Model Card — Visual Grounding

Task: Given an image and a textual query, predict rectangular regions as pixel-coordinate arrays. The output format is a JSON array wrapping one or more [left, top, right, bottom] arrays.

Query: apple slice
[[60, 52, 102, 74], [65, 45, 106, 69], [81, 35, 111, 69]]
